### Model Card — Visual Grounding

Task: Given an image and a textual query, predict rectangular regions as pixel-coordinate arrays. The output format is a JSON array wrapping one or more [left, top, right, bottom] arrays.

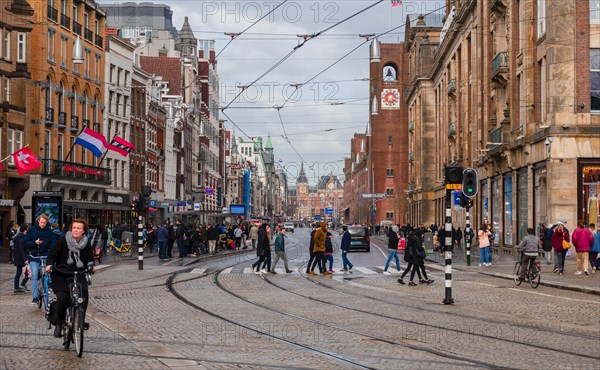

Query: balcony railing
[[45, 107, 54, 122], [95, 34, 103, 48], [73, 21, 82, 36], [41, 159, 111, 185], [84, 28, 93, 42], [82, 119, 90, 128], [60, 13, 70, 29], [70, 115, 79, 129], [58, 111, 67, 126], [47, 5, 58, 23], [492, 52, 508, 77], [93, 122, 100, 132]]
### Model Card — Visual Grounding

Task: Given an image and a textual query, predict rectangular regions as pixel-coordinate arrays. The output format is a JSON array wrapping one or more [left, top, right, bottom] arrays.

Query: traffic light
[[445, 166, 463, 184], [462, 168, 478, 197], [136, 194, 144, 213]]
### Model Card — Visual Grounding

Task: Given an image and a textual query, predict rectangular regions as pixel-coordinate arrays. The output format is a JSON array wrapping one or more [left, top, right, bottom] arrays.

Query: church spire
[[297, 162, 308, 184]]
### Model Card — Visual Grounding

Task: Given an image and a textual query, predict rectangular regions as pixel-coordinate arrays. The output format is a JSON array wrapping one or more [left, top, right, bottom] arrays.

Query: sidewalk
[[373, 235, 600, 296]]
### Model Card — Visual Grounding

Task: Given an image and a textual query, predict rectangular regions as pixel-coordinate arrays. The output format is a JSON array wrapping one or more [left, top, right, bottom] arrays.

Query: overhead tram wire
[[214, 0, 290, 60], [220, 0, 386, 112]]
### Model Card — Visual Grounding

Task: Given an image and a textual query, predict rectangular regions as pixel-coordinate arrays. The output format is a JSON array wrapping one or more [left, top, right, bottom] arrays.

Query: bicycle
[[52, 264, 93, 357], [36, 257, 51, 313], [108, 240, 132, 256], [513, 253, 541, 288]]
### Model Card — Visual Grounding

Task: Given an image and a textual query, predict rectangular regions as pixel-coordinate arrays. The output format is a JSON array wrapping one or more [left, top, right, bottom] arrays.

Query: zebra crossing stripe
[[354, 267, 378, 275], [190, 267, 207, 274]]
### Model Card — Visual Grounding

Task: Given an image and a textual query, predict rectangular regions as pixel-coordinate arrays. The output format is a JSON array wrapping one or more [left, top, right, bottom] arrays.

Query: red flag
[[391, 0, 403, 6], [0, 161, 4, 171], [108, 135, 136, 156], [12, 147, 42, 175]]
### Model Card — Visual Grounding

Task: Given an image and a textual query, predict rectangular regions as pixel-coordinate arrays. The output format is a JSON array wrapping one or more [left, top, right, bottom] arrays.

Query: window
[[84, 48, 91, 77], [82, 92, 87, 121], [2, 78, 9, 102], [58, 82, 64, 113], [47, 28, 55, 61], [537, 0, 546, 36], [57, 133, 64, 161], [385, 188, 394, 195], [95, 53, 101, 80], [72, 39, 78, 74], [45, 77, 51, 111], [388, 136, 393, 145], [592, 0, 600, 24], [123, 96, 128, 116], [109, 65, 114, 83], [81, 147, 86, 164], [386, 168, 394, 177], [108, 91, 113, 113], [386, 212, 394, 220], [7, 129, 23, 165], [17, 33, 26, 62], [70, 86, 76, 118], [60, 35, 68, 67], [592, 49, 600, 112], [3, 29, 9, 60], [72, 5, 78, 22]]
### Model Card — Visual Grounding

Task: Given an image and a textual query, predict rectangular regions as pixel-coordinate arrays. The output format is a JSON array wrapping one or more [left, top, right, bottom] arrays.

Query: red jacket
[[571, 226, 594, 252], [552, 229, 569, 252]]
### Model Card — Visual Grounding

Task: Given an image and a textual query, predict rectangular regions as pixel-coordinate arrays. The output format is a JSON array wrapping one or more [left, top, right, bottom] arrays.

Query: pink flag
[[12, 147, 42, 175], [391, 0, 403, 6]]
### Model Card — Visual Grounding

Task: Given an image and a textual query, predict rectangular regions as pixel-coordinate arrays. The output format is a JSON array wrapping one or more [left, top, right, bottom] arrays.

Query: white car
[[283, 222, 295, 233]]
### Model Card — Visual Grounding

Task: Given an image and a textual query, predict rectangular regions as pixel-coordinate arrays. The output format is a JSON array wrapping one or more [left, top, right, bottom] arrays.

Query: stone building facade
[[404, 0, 600, 249]]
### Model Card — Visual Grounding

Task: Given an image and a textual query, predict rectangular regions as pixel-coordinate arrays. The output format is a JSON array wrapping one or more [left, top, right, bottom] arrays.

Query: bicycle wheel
[[513, 262, 522, 286], [123, 244, 133, 257], [73, 306, 84, 357], [529, 263, 541, 288]]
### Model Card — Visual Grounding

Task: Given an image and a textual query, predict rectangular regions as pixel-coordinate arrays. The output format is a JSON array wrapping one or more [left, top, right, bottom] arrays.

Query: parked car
[[283, 222, 295, 233], [346, 225, 370, 252]]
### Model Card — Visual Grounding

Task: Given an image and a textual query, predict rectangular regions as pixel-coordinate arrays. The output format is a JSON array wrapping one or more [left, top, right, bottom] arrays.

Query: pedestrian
[[477, 223, 492, 267], [23, 214, 56, 306], [272, 228, 292, 273], [590, 223, 600, 272], [324, 231, 334, 273], [157, 222, 169, 260], [250, 223, 258, 249], [552, 223, 570, 275], [398, 231, 423, 286], [7, 222, 19, 264], [571, 220, 594, 275], [306, 224, 318, 274], [540, 223, 553, 265], [175, 220, 186, 258], [12, 225, 29, 293], [382, 225, 402, 275], [309, 222, 328, 275], [251, 223, 271, 273], [206, 223, 219, 255], [234, 225, 243, 250], [339, 225, 354, 272], [167, 221, 176, 258]]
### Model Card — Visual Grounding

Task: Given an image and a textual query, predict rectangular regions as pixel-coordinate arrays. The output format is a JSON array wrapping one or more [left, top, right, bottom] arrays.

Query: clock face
[[381, 89, 400, 109]]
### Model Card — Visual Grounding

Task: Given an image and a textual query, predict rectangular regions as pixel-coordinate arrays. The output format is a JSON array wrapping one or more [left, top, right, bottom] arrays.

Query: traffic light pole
[[138, 215, 144, 270], [465, 206, 472, 266], [443, 188, 454, 305]]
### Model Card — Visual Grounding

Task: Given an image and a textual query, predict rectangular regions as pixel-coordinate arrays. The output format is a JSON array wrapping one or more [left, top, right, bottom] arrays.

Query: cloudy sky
[[118, 1, 444, 184]]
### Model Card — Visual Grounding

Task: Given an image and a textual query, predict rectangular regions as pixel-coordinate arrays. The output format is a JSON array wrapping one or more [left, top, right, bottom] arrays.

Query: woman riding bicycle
[[46, 219, 94, 338], [517, 228, 540, 281]]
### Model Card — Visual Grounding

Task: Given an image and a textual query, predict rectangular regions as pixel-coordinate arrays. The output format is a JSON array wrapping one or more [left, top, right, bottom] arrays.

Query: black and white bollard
[[443, 189, 454, 305], [138, 215, 144, 270], [465, 206, 472, 266]]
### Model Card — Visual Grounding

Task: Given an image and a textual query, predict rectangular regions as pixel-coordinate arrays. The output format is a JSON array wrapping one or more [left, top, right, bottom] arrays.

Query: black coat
[[47, 236, 93, 292], [12, 234, 28, 267], [256, 227, 270, 257], [388, 231, 399, 250], [404, 236, 424, 265]]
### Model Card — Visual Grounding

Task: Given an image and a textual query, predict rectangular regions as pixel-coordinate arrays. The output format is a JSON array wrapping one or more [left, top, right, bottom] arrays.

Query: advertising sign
[[230, 204, 246, 215], [31, 192, 63, 226]]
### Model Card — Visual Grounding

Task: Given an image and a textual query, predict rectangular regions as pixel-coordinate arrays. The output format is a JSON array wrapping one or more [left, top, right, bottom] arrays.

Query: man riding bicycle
[[517, 228, 540, 281], [46, 219, 94, 338]]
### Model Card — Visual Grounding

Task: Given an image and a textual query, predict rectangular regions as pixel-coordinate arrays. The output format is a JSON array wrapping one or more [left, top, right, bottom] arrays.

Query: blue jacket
[[157, 225, 169, 242], [274, 234, 285, 252], [340, 230, 351, 252], [591, 230, 600, 253], [23, 224, 56, 257]]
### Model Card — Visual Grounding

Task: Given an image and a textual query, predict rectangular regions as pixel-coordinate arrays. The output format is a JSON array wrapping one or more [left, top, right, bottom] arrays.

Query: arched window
[[82, 92, 87, 124], [45, 77, 51, 110], [383, 64, 397, 82], [70, 86, 76, 128], [58, 82, 64, 114]]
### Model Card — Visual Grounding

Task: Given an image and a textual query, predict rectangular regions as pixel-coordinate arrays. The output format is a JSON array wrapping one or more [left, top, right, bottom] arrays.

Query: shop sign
[[105, 193, 130, 204], [0, 199, 15, 206]]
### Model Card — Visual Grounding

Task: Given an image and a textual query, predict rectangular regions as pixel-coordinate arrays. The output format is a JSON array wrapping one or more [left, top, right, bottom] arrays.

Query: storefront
[[580, 160, 600, 226]]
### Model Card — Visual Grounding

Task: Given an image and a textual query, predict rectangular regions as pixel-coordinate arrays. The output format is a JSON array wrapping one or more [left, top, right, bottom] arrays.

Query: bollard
[[138, 215, 144, 270], [443, 188, 454, 305], [465, 207, 472, 266]]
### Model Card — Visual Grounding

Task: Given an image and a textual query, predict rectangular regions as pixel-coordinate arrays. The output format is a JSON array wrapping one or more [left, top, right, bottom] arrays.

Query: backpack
[[47, 299, 59, 326]]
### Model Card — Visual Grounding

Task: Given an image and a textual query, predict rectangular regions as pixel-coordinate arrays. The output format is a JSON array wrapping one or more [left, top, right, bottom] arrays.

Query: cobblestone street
[[1, 232, 599, 369]]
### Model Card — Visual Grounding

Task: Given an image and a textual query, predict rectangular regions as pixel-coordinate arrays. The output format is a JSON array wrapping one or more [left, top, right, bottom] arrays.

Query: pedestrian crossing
[[189, 266, 403, 276]]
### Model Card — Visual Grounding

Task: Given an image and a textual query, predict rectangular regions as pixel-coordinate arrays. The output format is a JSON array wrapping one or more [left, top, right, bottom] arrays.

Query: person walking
[[310, 222, 328, 275], [552, 223, 570, 275], [324, 231, 334, 273], [206, 223, 220, 255], [234, 225, 243, 250], [383, 225, 402, 275], [590, 223, 600, 272], [571, 220, 594, 275], [23, 214, 56, 305], [540, 223, 553, 265], [339, 225, 353, 272], [306, 224, 318, 274], [167, 221, 176, 258], [250, 223, 258, 249], [251, 223, 271, 273], [398, 231, 423, 286], [477, 224, 492, 267], [272, 228, 292, 273], [12, 225, 28, 293]]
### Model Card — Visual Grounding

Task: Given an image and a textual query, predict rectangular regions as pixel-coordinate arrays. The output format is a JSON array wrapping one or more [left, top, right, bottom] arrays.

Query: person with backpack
[[398, 230, 423, 286], [383, 225, 402, 275]]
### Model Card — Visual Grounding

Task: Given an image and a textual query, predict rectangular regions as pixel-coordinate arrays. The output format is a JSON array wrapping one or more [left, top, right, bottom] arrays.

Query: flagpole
[[65, 127, 85, 162], [97, 134, 116, 167]]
